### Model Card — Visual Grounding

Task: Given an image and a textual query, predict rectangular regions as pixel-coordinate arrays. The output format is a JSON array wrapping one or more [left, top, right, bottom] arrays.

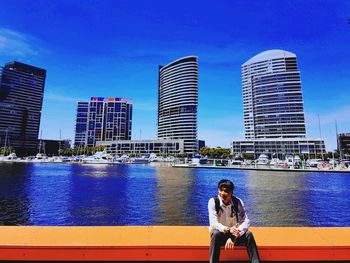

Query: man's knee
[[244, 230, 257, 243], [211, 230, 223, 240]]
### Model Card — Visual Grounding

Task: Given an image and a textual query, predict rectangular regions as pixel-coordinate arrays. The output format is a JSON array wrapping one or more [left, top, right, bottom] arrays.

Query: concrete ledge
[[0, 226, 349, 261]]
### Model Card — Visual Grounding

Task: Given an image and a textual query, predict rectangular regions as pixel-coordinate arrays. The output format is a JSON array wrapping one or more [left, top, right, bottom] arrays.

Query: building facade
[[0, 61, 46, 155], [74, 97, 132, 147], [242, 50, 306, 139], [232, 50, 325, 157], [41, 139, 71, 156], [96, 139, 184, 156], [158, 56, 198, 155], [338, 133, 350, 158], [232, 138, 325, 159]]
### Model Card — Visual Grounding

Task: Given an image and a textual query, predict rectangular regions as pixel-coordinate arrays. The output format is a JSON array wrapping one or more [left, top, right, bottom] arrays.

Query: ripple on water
[[0, 163, 349, 226]]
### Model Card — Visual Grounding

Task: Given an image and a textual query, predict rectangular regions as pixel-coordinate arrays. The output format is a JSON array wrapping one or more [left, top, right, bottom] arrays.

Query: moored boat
[[256, 154, 269, 165], [81, 151, 113, 164]]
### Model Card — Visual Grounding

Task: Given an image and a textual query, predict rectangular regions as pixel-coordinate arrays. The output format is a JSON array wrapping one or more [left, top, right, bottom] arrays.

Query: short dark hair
[[218, 179, 234, 192]]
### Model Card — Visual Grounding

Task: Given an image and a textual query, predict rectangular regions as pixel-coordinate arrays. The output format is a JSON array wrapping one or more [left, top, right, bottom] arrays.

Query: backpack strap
[[213, 196, 222, 215], [231, 196, 239, 223]]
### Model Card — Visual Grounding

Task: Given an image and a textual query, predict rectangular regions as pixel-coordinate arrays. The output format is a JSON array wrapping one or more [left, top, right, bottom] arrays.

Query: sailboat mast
[[38, 130, 42, 154], [3, 128, 8, 156], [318, 114, 324, 159], [59, 129, 62, 155], [335, 120, 342, 160]]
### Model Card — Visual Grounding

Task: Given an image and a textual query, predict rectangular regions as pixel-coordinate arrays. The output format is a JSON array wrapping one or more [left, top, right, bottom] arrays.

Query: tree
[[242, 153, 254, 160], [199, 147, 231, 159]]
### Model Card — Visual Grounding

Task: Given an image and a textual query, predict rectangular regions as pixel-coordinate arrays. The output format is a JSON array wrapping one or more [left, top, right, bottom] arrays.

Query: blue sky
[[0, 0, 349, 150]]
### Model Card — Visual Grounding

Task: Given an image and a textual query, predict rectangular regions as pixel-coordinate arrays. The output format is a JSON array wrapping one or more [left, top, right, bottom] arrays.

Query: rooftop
[[243, 50, 296, 66]]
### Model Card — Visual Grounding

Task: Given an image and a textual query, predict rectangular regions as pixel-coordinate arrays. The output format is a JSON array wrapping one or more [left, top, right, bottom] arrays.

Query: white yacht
[[256, 154, 269, 165], [130, 155, 149, 164], [307, 159, 323, 168], [148, 153, 163, 162], [114, 154, 129, 163], [0, 153, 19, 162], [81, 151, 112, 164], [31, 153, 49, 163], [191, 154, 208, 166]]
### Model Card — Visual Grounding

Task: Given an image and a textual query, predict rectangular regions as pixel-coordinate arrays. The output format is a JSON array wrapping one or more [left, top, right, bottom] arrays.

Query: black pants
[[210, 230, 260, 263]]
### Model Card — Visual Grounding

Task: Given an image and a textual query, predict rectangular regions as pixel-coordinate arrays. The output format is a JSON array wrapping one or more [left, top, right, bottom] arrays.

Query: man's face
[[218, 187, 233, 205]]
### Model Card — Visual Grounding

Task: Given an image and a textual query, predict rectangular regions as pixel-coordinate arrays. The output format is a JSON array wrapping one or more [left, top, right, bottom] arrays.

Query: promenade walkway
[[0, 226, 349, 262]]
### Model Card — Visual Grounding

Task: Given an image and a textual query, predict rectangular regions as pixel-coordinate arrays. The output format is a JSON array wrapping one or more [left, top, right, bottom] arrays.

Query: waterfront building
[[198, 140, 206, 150], [232, 138, 325, 159], [74, 97, 132, 147], [0, 61, 46, 155], [242, 50, 306, 139], [158, 56, 198, 155], [338, 133, 350, 158], [232, 50, 325, 157], [96, 139, 184, 156], [41, 139, 71, 156]]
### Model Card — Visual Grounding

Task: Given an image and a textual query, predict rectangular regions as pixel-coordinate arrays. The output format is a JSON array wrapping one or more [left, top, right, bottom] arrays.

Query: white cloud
[[0, 28, 44, 58], [44, 92, 83, 103]]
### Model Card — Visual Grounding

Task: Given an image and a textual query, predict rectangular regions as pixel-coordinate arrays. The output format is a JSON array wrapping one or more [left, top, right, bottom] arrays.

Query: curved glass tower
[[242, 50, 306, 139], [158, 56, 198, 155]]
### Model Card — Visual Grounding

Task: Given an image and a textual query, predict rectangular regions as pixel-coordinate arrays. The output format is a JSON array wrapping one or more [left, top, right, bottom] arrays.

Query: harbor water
[[0, 162, 349, 226]]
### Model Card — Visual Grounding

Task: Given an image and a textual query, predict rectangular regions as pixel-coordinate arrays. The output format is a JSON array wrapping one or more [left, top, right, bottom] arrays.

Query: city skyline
[[0, 1, 349, 151]]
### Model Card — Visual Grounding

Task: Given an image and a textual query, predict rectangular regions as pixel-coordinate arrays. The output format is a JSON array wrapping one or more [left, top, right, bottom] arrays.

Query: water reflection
[[28, 163, 73, 225], [244, 170, 307, 226], [301, 172, 350, 226], [0, 163, 350, 226], [154, 165, 195, 225], [0, 163, 30, 225], [122, 164, 158, 225], [68, 164, 130, 225]]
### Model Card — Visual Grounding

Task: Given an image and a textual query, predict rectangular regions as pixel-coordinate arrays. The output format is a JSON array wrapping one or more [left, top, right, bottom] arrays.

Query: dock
[[172, 164, 350, 173], [0, 226, 349, 261]]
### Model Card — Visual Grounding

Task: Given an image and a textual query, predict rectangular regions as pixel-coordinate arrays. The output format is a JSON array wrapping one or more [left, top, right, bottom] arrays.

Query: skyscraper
[[0, 61, 46, 155], [242, 50, 306, 139], [74, 97, 132, 147], [232, 50, 325, 158], [158, 56, 198, 155]]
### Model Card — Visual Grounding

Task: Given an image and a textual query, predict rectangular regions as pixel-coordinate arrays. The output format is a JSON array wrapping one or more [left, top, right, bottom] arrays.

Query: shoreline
[[172, 164, 350, 173]]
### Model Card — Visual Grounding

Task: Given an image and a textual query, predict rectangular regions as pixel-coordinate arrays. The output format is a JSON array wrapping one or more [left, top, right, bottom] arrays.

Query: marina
[[173, 163, 350, 173]]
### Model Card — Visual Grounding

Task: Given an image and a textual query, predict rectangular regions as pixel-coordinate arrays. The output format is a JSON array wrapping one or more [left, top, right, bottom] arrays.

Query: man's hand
[[229, 224, 241, 237], [225, 238, 235, 250], [223, 227, 230, 234]]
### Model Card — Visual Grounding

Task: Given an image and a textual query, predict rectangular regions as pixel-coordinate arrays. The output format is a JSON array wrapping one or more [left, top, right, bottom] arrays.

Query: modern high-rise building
[[74, 97, 132, 147], [0, 61, 46, 155], [232, 50, 325, 158], [158, 56, 198, 155], [242, 50, 306, 139]]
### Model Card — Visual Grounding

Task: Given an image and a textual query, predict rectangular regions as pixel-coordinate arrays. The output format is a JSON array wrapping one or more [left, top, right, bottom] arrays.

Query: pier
[[0, 226, 349, 262], [172, 163, 350, 173]]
